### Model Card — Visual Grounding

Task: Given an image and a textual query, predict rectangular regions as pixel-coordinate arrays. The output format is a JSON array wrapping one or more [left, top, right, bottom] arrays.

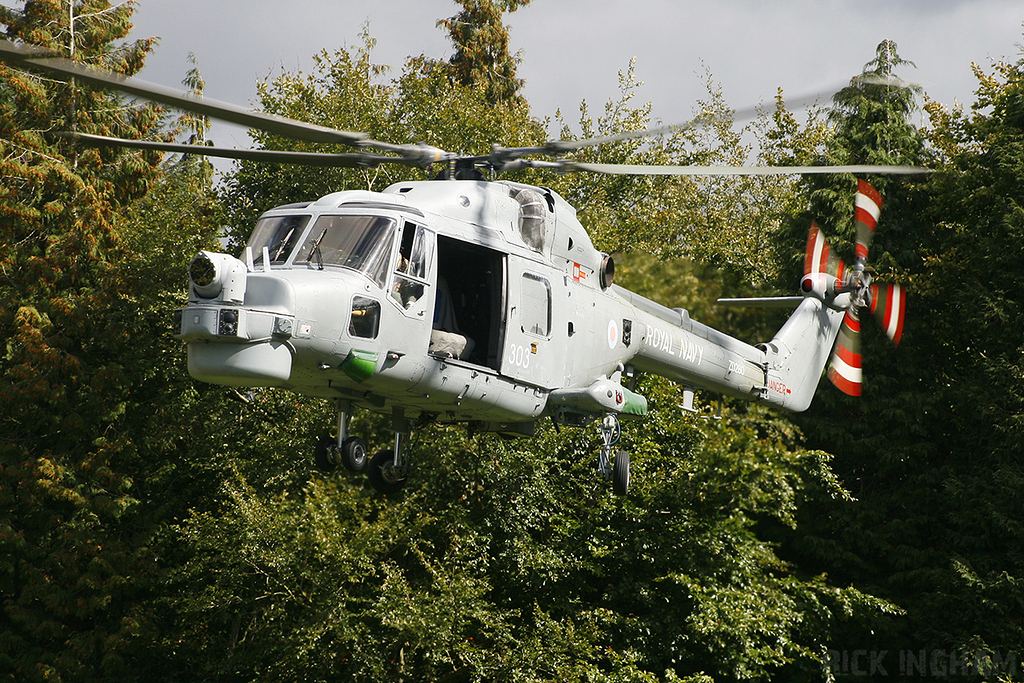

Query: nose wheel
[[314, 434, 367, 472], [598, 414, 630, 496], [314, 400, 368, 473]]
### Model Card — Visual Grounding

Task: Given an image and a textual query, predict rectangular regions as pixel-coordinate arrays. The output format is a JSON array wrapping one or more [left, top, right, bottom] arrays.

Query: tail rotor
[[803, 180, 906, 396]]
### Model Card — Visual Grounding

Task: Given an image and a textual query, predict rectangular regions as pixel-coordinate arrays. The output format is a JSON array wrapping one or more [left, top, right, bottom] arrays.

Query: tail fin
[[764, 296, 847, 411]]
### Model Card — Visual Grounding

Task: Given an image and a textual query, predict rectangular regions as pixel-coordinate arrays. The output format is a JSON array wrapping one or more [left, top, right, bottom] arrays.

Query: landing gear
[[314, 400, 367, 473], [339, 436, 368, 471], [314, 435, 367, 472], [598, 413, 630, 496], [314, 401, 413, 494], [367, 408, 412, 495], [613, 449, 630, 496], [367, 448, 406, 495]]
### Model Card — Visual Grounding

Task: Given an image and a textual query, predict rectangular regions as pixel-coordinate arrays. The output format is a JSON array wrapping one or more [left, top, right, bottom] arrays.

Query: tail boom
[[616, 288, 847, 412]]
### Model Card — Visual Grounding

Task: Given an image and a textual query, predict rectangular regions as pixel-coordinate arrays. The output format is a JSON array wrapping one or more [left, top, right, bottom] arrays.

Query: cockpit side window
[[406, 223, 432, 279], [391, 222, 433, 311], [293, 215, 396, 288], [246, 214, 311, 265]]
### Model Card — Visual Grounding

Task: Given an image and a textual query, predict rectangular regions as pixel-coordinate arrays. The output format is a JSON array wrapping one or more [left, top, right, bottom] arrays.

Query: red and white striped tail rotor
[[805, 222, 846, 280], [854, 179, 883, 263], [801, 181, 905, 397]]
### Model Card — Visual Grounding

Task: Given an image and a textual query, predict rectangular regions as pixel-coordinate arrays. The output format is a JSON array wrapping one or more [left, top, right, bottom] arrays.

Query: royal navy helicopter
[[1, 39, 917, 495]]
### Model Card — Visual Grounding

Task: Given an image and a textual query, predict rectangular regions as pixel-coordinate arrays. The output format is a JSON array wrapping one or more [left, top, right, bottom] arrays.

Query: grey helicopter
[[1, 39, 917, 495]]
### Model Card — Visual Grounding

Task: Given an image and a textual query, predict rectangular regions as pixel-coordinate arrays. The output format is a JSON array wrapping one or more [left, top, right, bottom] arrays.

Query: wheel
[[612, 450, 630, 496], [314, 435, 339, 472], [368, 449, 407, 495], [340, 436, 368, 472]]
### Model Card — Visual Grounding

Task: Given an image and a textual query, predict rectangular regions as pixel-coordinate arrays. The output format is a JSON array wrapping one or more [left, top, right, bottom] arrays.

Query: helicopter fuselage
[[174, 179, 845, 433]]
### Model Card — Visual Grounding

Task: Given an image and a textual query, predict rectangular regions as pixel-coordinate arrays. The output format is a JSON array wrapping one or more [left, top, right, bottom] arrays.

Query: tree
[[437, 0, 532, 105], [0, 3, 232, 679], [779, 39, 1024, 673], [164, 22, 900, 680], [163, 374, 895, 682]]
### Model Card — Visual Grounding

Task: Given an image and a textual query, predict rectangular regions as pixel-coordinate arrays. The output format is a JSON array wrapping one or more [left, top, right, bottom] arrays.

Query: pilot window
[[293, 215, 396, 288], [520, 273, 551, 337], [246, 214, 311, 265]]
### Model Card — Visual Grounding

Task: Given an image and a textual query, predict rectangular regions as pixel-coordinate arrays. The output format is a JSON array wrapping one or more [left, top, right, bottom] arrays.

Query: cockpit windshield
[[246, 214, 311, 265], [293, 214, 397, 288]]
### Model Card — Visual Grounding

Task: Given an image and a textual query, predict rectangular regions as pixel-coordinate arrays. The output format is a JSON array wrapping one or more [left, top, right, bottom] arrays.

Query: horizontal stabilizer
[[717, 296, 804, 308]]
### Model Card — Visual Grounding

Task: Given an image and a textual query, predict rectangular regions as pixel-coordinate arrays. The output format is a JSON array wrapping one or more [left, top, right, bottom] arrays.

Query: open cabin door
[[432, 235, 505, 371]]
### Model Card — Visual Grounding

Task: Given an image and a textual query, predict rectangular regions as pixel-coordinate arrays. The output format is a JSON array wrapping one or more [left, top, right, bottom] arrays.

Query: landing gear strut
[[314, 400, 368, 473], [598, 413, 630, 496], [367, 408, 411, 495]]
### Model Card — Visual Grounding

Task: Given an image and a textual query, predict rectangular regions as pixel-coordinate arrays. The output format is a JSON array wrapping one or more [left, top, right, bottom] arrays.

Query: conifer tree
[[0, 1, 167, 678], [781, 38, 1024, 667], [437, 0, 532, 105]]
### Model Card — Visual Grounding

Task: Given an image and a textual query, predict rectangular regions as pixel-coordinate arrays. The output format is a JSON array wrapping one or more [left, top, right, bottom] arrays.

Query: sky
[[119, 0, 1023, 157]]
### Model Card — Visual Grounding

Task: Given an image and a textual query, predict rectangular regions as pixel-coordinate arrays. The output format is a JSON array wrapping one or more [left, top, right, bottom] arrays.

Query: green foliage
[[0, 2, 180, 679], [781, 38, 1024, 668], [437, 0, 533, 105], [160, 377, 889, 682]]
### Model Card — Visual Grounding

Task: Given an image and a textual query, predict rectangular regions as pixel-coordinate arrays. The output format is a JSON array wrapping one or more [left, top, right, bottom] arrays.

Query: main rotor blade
[[68, 133, 406, 168], [0, 39, 366, 147], [494, 85, 874, 162], [563, 162, 932, 176], [589, 92, 826, 154], [0, 38, 54, 63]]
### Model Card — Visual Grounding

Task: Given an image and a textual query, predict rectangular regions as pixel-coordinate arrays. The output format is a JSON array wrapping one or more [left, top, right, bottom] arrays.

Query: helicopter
[[0, 39, 918, 495]]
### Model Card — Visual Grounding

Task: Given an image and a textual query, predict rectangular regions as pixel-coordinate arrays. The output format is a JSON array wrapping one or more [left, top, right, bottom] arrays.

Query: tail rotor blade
[[870, 283, 906, 346], [854, 180, 883, 263], [828, 310, 863, 396], [805, 222, 846, 279]]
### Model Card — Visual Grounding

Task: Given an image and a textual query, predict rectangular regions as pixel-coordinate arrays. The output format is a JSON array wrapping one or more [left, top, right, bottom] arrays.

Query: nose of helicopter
[[185, 333, 294, 387], [175, 251, 299, 387]]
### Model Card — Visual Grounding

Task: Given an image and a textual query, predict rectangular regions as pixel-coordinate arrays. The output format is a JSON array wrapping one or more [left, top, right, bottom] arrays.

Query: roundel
[[607, 319, 618, 349]]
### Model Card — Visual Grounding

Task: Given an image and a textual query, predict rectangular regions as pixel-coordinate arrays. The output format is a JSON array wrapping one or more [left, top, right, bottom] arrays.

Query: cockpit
[[247, 213, 399, 289], [247, 214, 310, 265]]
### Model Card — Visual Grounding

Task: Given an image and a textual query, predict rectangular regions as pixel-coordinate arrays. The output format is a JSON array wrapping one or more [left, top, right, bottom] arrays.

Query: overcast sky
[[123, 0, 1021, 153]]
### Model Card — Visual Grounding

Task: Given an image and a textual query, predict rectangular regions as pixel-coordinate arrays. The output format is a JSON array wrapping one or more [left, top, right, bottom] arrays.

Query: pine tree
[[781, 38, 1024, 666], [437, 0, 532, 105]]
